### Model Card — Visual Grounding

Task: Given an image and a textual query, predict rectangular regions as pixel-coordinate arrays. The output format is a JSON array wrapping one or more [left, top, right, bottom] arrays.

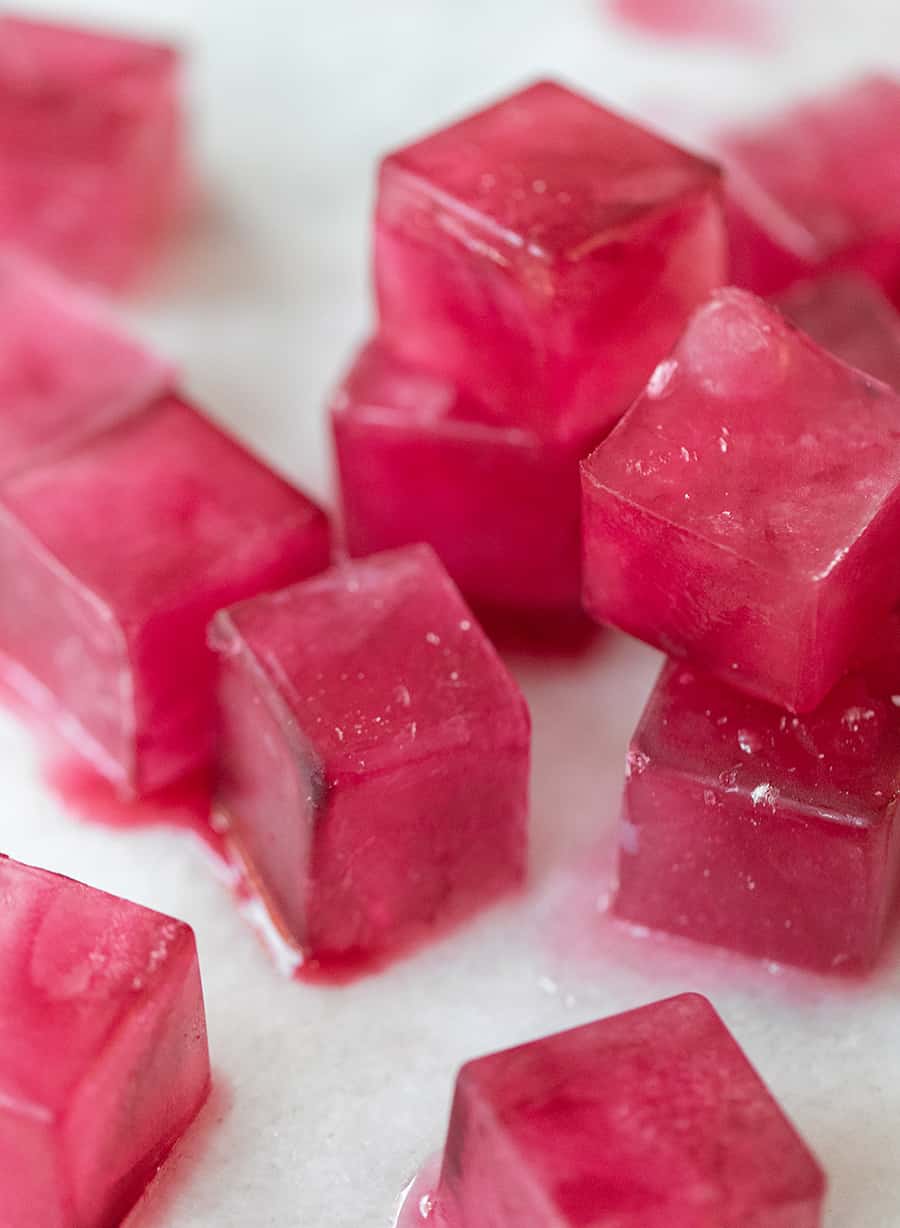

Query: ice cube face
[[375, 79, 726, 439], [0, 395, 331, 794], [581, 288, 900, 713], [331, 340, 591, 612], [210, 544, 530, 961], [0, 250, 173, 480], [0, 15, 185, 287], [616, 650, 900, 972], [437, 994, 825, 1228], [722, 76, 900, 302], [0, 855, 210, 1228], [776, 273, 900, 391]]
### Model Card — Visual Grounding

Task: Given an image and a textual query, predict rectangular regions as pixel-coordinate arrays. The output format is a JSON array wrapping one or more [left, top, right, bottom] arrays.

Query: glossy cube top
[[384, 79, 721, 260], [722, 75, 900, 299], [376, 79, 726, 438], [438, 994, 825, 1228], [581, 287, 900, 711], [0, 250, 173, 481], [213, 543, 529, 779], [776, 273, 900, 391], [0, 854, 209, 1228]]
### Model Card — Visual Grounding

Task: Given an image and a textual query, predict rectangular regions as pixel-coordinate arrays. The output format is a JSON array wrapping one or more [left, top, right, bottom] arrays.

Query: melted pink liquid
[[45, 753, 225, 860], [393, 1155, 446, 1228], [608, 0, 774, 48], [542, 841, 900, 1004]]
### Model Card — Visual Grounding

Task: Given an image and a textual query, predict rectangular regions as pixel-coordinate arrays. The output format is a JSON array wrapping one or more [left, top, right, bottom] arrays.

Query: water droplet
[[646, 358, 678, 398], [737, 728, 761, 755], [751, 782, 778, 809], [625, 748, 650, 778]]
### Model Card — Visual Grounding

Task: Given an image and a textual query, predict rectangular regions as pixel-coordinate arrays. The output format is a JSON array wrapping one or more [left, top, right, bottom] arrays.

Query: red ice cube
[[615, 642, 900, 973], [581, 288, 900, 712], [435, 994, 825, 1228], [0, 249, 173, 481], [0, 395, 331, 794], [0, 854, 210, 1228], [0, 14, 187, 287], [209, 545, 530, 964], [331, 340, 594, 612], [721, 76, 900, 303], [376, 79, 726, 439]]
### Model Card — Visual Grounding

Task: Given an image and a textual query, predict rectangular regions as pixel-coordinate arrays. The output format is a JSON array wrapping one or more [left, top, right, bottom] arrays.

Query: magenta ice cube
[[434, 994, 825, 1228], [0, 854, 210, 1228], [776, 273, 900, 391], [331, 340, 596, 612], [0, 14, 186, 288], [721, 76, 900, 302], [209, 544, 530, 964], [615, 642, 900, 972], [0, 250, 173, 481], [581, 287, 900, 713], [376, 79, 726, 439], [0, 395, 331, 794]]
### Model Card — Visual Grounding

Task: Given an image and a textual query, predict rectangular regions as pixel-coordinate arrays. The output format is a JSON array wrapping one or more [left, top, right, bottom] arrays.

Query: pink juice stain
[[608, 0, 775, 49], [44, 753, 225, 860]]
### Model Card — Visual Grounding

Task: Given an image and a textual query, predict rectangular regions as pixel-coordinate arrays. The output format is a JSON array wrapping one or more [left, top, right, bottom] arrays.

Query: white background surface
[[4, 2, 900, 1225]]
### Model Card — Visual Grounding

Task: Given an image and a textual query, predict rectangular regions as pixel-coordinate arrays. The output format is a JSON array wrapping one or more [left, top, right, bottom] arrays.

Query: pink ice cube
[[331, 340, 596, 612], [0, 14, 186, 287], [581, 288, 900, 713], [776, 273, 900, 391], [0, 854, 210, 1228], [615, 642, 900, 973], [376, 79, 726, 439], [434, 994, 825, 1227], [0, 395, 331, 794], [209, 544, 530, 964], [0, 249, 173, 481], [721, 76, 900, 302]]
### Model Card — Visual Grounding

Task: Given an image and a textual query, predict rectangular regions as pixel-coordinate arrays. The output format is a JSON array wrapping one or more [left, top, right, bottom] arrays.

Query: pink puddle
[[608, 0, 775, 49]]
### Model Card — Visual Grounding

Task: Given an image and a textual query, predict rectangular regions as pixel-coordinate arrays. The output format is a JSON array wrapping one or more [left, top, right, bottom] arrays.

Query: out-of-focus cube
[[776, 273, 900, 391], [0, 396, 331, 794], [0, 854, 210, 1228], [722, 76, 900, 303], [581, 288, 900, 713], [331, 340, 594, 612], [210, 545, 530, 964], [436, 994, 825, 1227], [615, 647, 900, 973], [376, 79, 726, 438], [0, 14, 186, 287], [0, 250, 172, 481]]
